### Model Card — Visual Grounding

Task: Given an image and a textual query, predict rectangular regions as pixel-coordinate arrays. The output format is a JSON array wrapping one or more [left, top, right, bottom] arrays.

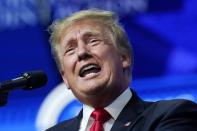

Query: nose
[[77, 41, 91, 61]]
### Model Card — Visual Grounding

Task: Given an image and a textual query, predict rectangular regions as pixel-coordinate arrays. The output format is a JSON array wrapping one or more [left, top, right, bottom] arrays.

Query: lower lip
[[82, 71, 101, 80]]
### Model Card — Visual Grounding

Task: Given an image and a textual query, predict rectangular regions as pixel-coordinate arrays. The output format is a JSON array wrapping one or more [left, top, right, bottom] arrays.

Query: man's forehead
[[65, 19, 104, 33], [62, 25, 103, 42], [60, 19, 110, 44]]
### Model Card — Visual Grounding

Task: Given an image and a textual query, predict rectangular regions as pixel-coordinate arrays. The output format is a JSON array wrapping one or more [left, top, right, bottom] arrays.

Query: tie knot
[[91, 108, 111, 123]]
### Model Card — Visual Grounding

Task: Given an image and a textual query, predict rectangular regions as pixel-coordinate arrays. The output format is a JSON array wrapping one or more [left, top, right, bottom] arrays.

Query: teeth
[[79, 64, 100, 77], [83, 64, 98, 71]]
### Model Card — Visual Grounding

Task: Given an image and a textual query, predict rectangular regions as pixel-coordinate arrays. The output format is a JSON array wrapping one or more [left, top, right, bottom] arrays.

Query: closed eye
[[65, 47, 75, 55], [88, 38, 101, 45], [64, 39, 77, 55], [90, 39, 99, 42]]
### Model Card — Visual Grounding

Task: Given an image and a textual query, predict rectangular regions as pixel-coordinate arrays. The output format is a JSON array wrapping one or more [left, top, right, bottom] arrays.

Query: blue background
[[0, 0, 197, 131]]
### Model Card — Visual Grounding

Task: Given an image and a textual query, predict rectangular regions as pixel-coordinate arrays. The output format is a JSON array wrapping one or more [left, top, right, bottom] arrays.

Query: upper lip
[[79, 63, 101, 77]]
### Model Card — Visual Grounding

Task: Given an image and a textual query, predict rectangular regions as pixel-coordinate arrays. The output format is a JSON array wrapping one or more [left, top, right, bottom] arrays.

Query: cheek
[[61, 56, 76, 74], [101, 53, 120, 73], [104, 52, 122, 73], [102, 49, 121, 65]]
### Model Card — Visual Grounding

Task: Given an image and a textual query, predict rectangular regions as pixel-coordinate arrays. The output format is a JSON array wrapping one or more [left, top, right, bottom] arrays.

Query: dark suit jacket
[[46, 90, 197, 131]]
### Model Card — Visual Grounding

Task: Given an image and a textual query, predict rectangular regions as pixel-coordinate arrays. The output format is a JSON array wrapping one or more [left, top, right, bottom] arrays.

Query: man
[[46, 9, 197, 131]]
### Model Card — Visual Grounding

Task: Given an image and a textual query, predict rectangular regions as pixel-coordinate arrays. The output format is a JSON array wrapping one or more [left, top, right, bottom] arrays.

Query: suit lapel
[[110, 90, 147, 131], [61, 90, 148, 131], [63, 110, 83, 131]]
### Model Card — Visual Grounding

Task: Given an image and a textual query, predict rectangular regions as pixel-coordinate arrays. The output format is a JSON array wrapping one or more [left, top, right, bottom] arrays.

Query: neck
[[84, 86, 128, 108]]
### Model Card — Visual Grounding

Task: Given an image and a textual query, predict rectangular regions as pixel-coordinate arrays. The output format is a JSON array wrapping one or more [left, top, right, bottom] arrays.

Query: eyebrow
[[82, 31, 101, 38], [63, 30, 102, 47], [68, 31, 100, 42]]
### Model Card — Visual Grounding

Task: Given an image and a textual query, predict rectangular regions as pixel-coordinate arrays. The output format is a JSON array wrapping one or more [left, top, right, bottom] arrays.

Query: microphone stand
[[0, 70, 47, 106], [0, 82, 9, 106], [0, 76, 27, 107], [0, 90, 9, 107]]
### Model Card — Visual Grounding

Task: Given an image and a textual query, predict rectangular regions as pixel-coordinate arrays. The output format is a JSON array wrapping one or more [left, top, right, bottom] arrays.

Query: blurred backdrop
[[0, 0, 197, 131]]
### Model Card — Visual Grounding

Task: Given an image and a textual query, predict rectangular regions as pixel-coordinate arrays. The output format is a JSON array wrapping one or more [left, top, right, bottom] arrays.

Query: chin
[[82, 82, 107, 95]]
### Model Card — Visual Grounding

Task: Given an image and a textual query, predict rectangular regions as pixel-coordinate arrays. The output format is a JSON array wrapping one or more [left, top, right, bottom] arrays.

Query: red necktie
[[89, 108, 111, 131]]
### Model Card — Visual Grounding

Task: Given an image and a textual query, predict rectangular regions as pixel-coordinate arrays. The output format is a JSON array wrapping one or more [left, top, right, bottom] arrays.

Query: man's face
[[58, 19, 130, 105]]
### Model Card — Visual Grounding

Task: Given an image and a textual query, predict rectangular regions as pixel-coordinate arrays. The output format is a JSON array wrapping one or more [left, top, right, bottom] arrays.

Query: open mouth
[[79, 63, 101, 77]]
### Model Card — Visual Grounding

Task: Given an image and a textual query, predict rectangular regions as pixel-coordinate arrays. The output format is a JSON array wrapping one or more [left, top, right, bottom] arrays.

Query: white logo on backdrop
[[36, 83, 78, 131]]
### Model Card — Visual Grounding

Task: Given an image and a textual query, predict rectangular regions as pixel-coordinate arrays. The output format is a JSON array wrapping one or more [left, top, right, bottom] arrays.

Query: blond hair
[[48, 9, 133, 72]]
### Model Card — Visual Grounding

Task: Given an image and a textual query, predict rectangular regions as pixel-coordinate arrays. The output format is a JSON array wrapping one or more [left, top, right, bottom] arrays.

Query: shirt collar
[[82, 87, 132, 121], [105, 88, 132, 120]]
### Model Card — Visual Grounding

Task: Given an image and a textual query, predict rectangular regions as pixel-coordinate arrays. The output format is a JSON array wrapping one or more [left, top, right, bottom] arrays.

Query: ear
[[61, 71, 70, 89], [121, 54, 131, 68]]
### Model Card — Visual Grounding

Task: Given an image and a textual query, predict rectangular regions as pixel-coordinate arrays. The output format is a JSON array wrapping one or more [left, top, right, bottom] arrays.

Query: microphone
[[0, 70, 47, 92]]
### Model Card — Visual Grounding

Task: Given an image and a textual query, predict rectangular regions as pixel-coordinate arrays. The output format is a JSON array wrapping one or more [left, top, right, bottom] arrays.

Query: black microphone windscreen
[[22, 70, 47, 90]]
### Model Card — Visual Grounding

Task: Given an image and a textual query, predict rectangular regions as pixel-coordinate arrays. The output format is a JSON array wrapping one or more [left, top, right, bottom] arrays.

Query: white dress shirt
[[79, 88, 132, 131]]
